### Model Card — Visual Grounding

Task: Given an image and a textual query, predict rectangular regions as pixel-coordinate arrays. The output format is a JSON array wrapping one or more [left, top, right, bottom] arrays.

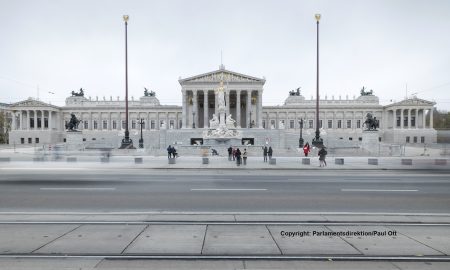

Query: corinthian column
[[236, 90, 241, 128], [204, 90, 209, 128]]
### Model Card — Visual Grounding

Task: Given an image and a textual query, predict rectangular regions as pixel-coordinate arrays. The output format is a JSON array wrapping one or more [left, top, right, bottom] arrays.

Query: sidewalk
[[1, 155, 450, 170]]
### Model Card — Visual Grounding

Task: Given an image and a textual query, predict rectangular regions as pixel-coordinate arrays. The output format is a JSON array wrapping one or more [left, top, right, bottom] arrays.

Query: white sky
[[1, 0, 450, 110]]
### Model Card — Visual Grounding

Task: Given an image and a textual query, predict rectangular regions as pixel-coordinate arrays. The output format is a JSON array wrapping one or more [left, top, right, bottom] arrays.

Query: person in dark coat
[[318, 147, 327, 167], [235, 148, 241, 166], [268, 146, 273, 159], [232, 148, 236, 161], [167, 145, 172, 158], [263, 146, 268, 162], [227, 146, 233, 161]]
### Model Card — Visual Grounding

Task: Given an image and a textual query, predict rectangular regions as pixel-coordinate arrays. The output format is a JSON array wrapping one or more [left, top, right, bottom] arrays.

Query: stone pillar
[[157, 112, 160, 130], [89, 112, 93, 130], [415, 109, 418, 129], [182, 90, 187, 129], [236, 90, 241, 128], [108, 112, 112, 130], [49, 110, 52, 130], [193, 90, 198, 128], [400, 109, 404, 129], [423, 109, 427, 128], [41, 110, 44, 130], [257, 90, 262, 128], [407, 109, 411, 129], [11, 111, 16, 130], [19, 110, 23, 130], [226, 90, 230, 116], [27, 110, 30, 130], [430, 107, 434, 128], [246, 90, 251, 128], [33, 110, 37, 130], [204, 90, 209, 128], [276, 111, 279, 129], [147, 112, 150, 130]]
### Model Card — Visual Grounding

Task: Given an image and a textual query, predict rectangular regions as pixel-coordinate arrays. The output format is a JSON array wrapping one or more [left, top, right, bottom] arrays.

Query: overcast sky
[[1, 0, 450, 110]]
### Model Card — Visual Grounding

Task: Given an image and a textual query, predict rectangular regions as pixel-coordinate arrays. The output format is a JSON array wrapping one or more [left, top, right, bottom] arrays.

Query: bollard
[[269, 158, 277, 165], [335, 158, 344, 165], [202, 157, 209, 164], [302, 158, 310, 165], [401, 159, 412, 165], [0, 157, 11, 162], [135, 157, 143, 164], [368, 158, 378, 165], [100, 157, 109, 163], [434, 159, 447, 166], [168, 158, 176, 164], [66, 157, 77, 163]]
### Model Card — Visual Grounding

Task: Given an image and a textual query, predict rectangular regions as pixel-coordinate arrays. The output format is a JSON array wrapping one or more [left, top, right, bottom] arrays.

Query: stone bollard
[[368, 158, 378, 165], [401, 159, 412, 165], [100, 157, 109, 163], [434, 159, 447, 165], [269, 158, 277, 165], [335, 158, 344, 165], [168, 158, 176, 164], [66, 157, 77, 163], [135, 157, 143, 164], [202, 157, 209, 164], [0, 157, 11, 162], [302, 158, 310, 165]]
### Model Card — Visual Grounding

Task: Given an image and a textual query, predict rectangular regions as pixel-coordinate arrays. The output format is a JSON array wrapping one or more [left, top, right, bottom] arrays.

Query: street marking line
[[190, 188, 267, 191], [341, 189, 418, 192], [40, 188, 116, 191]]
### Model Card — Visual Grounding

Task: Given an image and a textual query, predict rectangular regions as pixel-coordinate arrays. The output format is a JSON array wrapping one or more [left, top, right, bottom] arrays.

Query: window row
[[66, 120, 181, 130], [262, 119, 364, 129]]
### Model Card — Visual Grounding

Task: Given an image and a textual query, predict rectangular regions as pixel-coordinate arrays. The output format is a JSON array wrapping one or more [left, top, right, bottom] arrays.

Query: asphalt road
[[0, 169, 449, 213]]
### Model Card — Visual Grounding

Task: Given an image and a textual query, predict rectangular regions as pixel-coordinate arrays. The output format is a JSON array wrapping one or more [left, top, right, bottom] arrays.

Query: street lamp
[[249, 110, 252, 128], [192, 111, 196, 128], [312, 13, 324, 148], [138, 118, 144, 148], [119, 15, 135, 149], [298, 118, 304, 148]]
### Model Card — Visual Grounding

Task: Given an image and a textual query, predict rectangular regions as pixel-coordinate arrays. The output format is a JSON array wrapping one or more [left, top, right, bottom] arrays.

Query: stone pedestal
[[361, 130, 379, 155], [66, 131, 83, 151]]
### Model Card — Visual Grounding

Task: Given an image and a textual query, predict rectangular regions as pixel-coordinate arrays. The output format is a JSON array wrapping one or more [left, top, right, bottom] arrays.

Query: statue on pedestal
[[226, 114, 236, 129], [65, 113, 80, 131], [363, 113, 379, 130], [209, 114, 219, 129]]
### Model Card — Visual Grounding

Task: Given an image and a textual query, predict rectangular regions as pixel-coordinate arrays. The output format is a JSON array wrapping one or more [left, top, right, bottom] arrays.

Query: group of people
[[227, 146, 248, 166], [262, 146, 273, 162], [302, 142, 327, 167], [166, 145, 178, 158]]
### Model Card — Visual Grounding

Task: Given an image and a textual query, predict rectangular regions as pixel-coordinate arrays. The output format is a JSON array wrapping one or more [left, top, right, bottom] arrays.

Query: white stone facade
[[5, 67, 437, 148]]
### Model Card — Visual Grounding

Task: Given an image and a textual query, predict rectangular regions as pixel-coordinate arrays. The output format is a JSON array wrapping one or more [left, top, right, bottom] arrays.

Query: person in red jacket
[[303, 142, 311, 157]]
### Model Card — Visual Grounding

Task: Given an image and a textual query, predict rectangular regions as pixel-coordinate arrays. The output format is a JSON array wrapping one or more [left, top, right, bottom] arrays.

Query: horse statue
[[71, 88, 84, 97], [363, 113, 379, 131], [144, 87, 156, 97], [360, 86, 374, 96], [289, 87, 301, 96], [65, 113, 80, 131]]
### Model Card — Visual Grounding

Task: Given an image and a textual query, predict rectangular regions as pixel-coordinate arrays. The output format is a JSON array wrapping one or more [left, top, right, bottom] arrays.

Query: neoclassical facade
[[6, 67, 436, 148]]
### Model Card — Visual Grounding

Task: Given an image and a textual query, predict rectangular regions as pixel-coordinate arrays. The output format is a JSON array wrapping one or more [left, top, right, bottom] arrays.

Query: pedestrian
[[268, 146, 273, 160], [303, 142, 310, 157], [227, 146, 232, 161], [263, 146, 268, 162], [318, 147, 327, 167], [172, 146, 178, 158], [167, 145, 172, 158], [242, 148, 248, 165], [232, 148, 236, 161], [236, 148, 241, 166]]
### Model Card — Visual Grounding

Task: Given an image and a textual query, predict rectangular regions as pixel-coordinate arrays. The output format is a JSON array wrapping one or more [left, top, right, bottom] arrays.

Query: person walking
[[235, 148, 241, 166], [242, 148, 248, 165], [318, 147, 328, 167], [263, 146, 268, 162], [167, 145, 173, 158], [268, 146, 273, 160], [227, 146, 232, 161], [303, 142, 310, 157], [232, 148, 236, 161]]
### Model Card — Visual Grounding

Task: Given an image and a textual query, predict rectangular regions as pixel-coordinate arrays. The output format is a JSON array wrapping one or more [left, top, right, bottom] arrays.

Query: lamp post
[[192, 111, 196, 128], [119, 15, 134, 149], [249, 110, 252, 128], [312, 13, 324, 148], [138, 118, 144, 148], [298, 118, 304, 148]]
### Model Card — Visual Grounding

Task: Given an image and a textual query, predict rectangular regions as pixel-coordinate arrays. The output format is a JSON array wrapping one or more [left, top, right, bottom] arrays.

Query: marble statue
[[226, 114, 236, 129], [209, 114, 219, 129]]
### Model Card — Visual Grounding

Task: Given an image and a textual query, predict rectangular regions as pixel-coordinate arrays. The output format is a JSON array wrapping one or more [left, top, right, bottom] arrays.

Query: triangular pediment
[[179, 68, 265, 84], [386, 97, 435, 107], [10, 98, 59, 109]]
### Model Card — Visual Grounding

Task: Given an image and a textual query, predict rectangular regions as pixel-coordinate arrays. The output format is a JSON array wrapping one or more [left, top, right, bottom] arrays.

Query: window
[[84, 121, 88, 129], [44, 118, 48, 128], [30, 118, 35, 128], [328, 120, 333, 129], [271, 120, 276, 129], [319, 120, 323, 128], [112, 120, 117, 129], [337, 120, 342, 129], [397, 117, 401, 127], [63, 138, 66, 142], [83, 138, 86, 141], [21, 138, 24, 144], [93, 121, 98, 130], [356, 120, 361, 129], [406, 136, 410, 143], [102, 120, 108, 129], [349, 137, 353, 141], [28, 138, 32, 144], [290, 120, 294, 129], [308, 120, 313, 129], [262, 120, 266, 129], [151, 120, 155, 129], [142, 121, 146, 129], [35, 138, 39, 144], [179, 120, 182, 129], [347, 120, 352, 129], [404, 117, 408, 127], [37, 117, 41, 128], [122, 120, 126, 129], [131, 120, 136, 129], [411, 117, 416, 127], [358, 137, 362, 141], [169, 120, 174, 129], [421, 136, 425, 143], [413, 136, 417, 143]]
